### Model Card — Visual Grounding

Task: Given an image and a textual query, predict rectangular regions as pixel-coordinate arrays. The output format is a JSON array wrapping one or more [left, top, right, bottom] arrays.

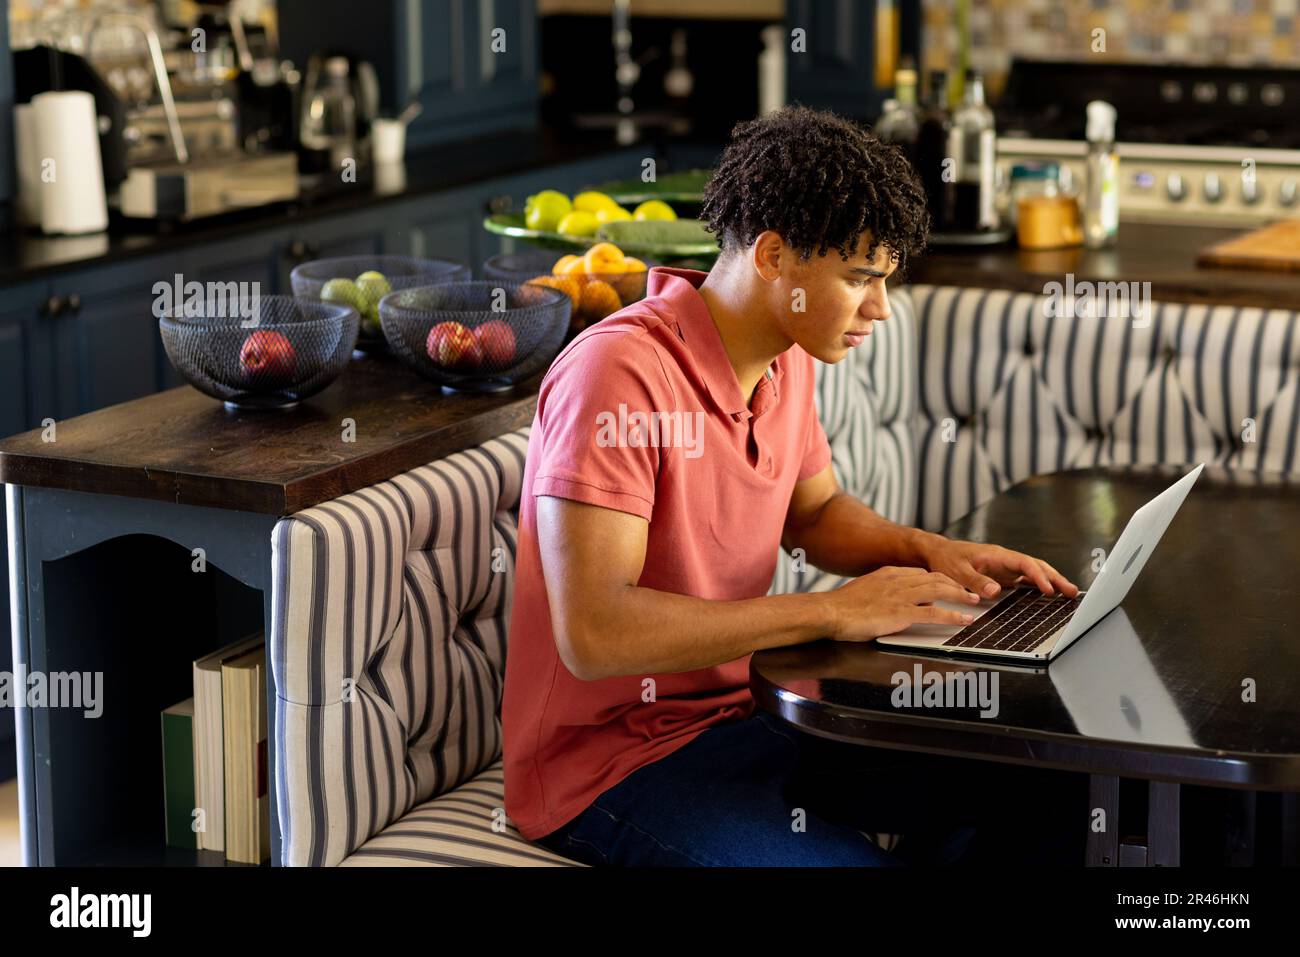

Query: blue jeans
[[536, 711, 1088, 866]]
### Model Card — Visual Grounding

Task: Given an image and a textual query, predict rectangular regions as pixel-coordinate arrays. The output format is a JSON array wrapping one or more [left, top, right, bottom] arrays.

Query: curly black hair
[[701, 105, 930, 273]]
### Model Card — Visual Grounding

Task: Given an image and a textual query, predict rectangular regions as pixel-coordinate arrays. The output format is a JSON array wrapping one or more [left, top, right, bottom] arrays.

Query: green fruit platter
[[589, 168, 712, 207], [482, 188, 719, 262]]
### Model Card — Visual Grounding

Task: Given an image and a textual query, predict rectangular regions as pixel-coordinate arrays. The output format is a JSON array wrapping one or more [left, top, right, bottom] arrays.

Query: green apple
[[355, 271, 392, 315], [321, 277, 364, 312]]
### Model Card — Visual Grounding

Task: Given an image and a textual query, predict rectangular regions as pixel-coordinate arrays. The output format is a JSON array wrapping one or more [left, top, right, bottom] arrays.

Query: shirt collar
[[647, 266, 780, 418]]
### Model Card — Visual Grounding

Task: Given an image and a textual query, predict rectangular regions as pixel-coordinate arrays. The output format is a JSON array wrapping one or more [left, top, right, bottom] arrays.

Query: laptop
[[875, 464, 1205, 663]]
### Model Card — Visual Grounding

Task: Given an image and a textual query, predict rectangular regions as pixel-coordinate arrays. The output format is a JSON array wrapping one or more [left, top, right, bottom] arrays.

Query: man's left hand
[[918, 537, 1079, 600]]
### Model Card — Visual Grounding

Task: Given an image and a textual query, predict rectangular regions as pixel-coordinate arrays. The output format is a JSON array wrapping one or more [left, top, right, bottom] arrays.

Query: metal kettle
[[299, 53, 379, 171]]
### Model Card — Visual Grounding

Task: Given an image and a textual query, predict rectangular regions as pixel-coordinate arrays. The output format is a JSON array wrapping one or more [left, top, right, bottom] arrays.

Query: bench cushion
[[340, 762, 581, 867]]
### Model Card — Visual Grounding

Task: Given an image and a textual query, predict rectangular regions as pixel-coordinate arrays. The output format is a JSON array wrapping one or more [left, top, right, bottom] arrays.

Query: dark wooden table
[[751, 465, 1300, 866], [0, 354, 540, 865]]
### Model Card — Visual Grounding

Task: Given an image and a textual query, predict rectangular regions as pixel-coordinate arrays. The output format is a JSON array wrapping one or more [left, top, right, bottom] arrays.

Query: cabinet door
[[52, 256, 175, 415], [398, 0, 538, 149], [279, 210, 388, 290], [0, 279, 54, 780], [0, 280, 56, 441], [386, 188, 482, 270], [786, 0, 886, 121]]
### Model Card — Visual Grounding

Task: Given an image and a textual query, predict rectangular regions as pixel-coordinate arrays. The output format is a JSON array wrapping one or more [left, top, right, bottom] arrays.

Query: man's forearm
[[565, 585, 837, 681], [785, 491, 942, 578]]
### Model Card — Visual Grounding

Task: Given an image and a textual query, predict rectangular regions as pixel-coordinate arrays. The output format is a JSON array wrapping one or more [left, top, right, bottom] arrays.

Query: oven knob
[[1204, 172, 1223, 203], [1166, 172, 1186, 201], [1240, 172, 1261, 204], [1279, 179, 1298, 207]]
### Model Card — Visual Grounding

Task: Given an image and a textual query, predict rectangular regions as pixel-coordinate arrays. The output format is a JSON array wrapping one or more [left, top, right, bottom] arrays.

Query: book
[[192, 633, 264, 853], [161, 698, 196, 850], [222, 646, 270, 864]]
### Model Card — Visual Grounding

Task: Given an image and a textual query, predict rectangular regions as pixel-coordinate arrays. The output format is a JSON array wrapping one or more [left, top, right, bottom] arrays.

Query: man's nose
[[862, 289, 892, 322]]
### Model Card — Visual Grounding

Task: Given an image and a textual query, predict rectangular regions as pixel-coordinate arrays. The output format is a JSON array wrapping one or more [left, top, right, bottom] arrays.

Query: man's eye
[[847, 278, 870, 287]]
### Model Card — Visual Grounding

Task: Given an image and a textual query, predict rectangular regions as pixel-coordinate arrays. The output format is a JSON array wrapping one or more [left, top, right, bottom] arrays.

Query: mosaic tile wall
[[923, 0, 1300, 99]]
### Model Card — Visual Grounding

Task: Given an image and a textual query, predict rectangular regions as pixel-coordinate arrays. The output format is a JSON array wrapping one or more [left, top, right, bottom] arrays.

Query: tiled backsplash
[[924, 0, 1300, 98]]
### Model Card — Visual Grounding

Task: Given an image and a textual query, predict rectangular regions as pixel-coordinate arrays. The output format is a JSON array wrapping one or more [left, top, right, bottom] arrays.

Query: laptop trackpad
[[888, 597, 1000, 641]]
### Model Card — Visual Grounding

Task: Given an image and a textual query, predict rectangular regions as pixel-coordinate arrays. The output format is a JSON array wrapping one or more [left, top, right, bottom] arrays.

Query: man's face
[[771, 232, 897, 363]]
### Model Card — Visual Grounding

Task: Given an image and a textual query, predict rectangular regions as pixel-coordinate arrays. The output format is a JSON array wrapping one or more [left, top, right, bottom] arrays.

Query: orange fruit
[[612, 257, 649, 302], [580, 279, 622, 322], [556, 256, 591, 287], [552, 254, 582, 275], [526, 275, 581, 310], [583, 242, 626, 274]]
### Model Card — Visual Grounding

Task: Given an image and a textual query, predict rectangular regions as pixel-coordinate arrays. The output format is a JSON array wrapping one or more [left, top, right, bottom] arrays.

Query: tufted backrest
[[271, 428, 529, 867], [769, 285, 920, 595], [910, 285, 1300, 530]]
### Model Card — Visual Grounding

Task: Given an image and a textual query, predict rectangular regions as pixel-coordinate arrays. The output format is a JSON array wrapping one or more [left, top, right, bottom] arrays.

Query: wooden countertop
[[0, 354, 540, 515], [909, 222, 1300, 310]]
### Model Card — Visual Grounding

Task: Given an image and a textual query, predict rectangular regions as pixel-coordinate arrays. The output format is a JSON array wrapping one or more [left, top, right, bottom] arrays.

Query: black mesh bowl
[[159, 296, 359, 411], [379, 281, 571, 393], [290, 255, 470, 353]]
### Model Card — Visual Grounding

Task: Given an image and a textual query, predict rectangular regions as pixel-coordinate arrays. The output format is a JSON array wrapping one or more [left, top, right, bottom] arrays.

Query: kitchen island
[[0, 355, 540, 865], [911, 221, 1300, 311]]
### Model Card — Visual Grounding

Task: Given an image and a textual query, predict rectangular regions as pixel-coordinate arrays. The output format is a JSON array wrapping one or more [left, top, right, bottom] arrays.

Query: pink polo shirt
[[502, 267, 832, 840]]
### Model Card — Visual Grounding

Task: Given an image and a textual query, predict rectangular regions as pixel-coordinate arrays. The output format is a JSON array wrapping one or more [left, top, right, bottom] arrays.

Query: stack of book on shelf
[[160, 633, 270, 864]]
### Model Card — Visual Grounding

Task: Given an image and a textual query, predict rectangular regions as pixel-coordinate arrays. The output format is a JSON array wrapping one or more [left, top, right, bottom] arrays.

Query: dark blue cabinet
[[398, 0, 539, 149], [50, 258, 173, 414], [0, 278, 52, 780], [786, 0, 889, 121]]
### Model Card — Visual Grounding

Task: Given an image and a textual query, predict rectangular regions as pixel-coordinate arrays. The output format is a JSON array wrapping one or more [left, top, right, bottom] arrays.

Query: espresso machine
[[14, 4, 299, 223]]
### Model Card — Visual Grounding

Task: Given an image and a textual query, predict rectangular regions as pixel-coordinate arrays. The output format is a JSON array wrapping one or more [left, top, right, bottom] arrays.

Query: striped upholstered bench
[[271, 427, 578, 866], [273, 283, 1300, 864]]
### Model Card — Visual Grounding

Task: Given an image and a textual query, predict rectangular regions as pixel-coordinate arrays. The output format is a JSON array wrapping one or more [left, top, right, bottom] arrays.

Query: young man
[[502, 106, 1084, 866]]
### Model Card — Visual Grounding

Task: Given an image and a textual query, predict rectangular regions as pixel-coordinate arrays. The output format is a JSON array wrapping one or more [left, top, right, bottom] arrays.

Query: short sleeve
[[530, 331, 668, 521], [798, 411, 832, 481], [796, 350, 832, 481]]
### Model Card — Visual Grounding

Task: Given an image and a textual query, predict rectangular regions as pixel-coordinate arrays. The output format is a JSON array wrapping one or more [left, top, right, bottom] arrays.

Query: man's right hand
[[826, 566, 982, 642]]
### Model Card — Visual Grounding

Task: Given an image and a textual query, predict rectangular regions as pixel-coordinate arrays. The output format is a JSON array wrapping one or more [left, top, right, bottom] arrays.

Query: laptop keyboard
[[942, 585, 1083, 654]]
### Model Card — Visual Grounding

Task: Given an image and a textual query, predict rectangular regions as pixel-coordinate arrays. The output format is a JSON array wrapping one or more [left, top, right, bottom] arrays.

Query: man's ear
[[750, 230, 785, 282]]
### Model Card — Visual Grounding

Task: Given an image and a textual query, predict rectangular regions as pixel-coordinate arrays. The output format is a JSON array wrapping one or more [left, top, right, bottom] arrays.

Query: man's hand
[[918, 536, 1079, 600], [826, 566, 982, 642]]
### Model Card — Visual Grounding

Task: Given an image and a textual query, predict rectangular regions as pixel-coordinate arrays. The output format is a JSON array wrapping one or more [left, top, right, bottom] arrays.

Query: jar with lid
[[1007, 162, 1060, 227]]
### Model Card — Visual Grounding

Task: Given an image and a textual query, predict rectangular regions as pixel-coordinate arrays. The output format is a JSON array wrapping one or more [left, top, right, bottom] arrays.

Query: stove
[[993, 59, 1300, 226]]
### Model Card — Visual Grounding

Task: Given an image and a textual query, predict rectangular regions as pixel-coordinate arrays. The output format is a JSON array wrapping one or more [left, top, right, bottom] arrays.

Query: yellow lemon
[[573, 191, 621, 214], [556, 210, 600, 237], [595, 205, 633, 225], [632, 199, 677, 221], [524, 190, 571, 231]]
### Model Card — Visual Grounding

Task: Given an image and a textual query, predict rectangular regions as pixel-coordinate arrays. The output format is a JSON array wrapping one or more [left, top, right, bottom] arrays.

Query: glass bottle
[[914, 69, 954, 233], [948, 69, 998, 232]]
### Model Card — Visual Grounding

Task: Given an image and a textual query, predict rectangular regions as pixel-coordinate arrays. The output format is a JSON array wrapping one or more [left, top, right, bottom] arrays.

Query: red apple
[[240, 330, 297, 386], [474, 320, 517, 367], [426, 321, 483, 370]]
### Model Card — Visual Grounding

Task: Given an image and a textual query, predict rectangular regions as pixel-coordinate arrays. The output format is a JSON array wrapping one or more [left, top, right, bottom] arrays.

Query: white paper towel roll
[[13, 103, 42, 226], [32, 90, 108, 235]]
